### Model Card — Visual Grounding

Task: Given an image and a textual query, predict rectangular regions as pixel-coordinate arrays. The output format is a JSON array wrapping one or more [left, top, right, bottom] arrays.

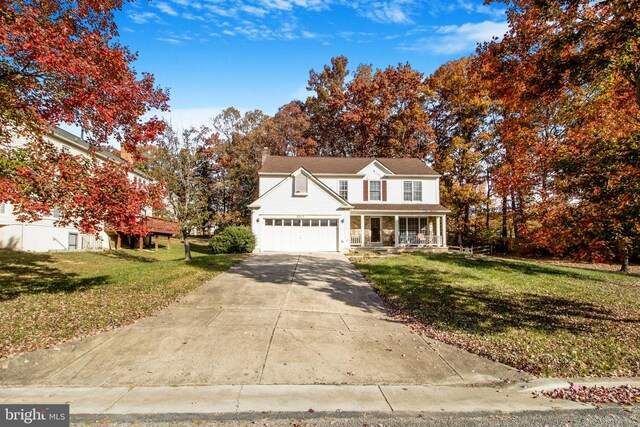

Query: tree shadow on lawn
[[356, 262, 640, 337], [0, 251, 110, 301], [96, 249, 158, 263], [424, 252, 616, 283]]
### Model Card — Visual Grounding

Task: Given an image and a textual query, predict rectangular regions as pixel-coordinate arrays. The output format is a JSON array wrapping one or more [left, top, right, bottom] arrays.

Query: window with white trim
[[403, 181, 422, 201], [369, 180, 381, 201], [0, 203, 5, 214], [338, 180, 348, 200]]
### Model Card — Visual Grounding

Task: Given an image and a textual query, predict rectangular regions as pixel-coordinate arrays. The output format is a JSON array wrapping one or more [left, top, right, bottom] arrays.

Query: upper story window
[[294, 174, 308, 196], [52, 207, 60, 218], [369, 180, 381, 201], [403, 181, 422, 201], [0, 203, 5, 214], [338, 180, 348, 200]]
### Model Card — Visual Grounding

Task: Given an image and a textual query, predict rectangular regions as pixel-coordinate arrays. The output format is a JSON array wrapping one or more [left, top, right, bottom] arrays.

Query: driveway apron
[[0, 253, 528, 386]]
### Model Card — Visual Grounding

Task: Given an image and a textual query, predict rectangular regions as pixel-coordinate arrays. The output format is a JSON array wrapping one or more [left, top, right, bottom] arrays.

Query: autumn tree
[[426, 57, 495, 245], [0, 0, 169, 233], [208, 108, 266, 227], [306, 56, 352, 156], [149, 126, 211, 260], [307, 56, 433, 159], [479, 0, 640, 270], [258, 101, 317, 156], [1, 140, 164, 238]]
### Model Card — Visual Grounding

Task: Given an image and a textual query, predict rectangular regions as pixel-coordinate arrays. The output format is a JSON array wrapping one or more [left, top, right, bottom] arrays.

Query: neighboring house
[[249, 150, 449, 252], [0, 128, 154, 252]]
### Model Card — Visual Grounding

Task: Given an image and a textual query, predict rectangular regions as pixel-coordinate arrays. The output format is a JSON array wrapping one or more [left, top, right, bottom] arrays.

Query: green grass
[[352, 253, 640, 377], [0, 243, 245, 358]]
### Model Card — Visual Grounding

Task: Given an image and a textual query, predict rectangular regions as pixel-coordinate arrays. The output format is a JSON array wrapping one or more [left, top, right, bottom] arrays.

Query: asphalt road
[[73, 408, 640, 427]]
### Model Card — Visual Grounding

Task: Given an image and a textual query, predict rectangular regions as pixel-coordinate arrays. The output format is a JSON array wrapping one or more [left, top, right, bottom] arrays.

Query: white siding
[[252, 175, 350, 252]]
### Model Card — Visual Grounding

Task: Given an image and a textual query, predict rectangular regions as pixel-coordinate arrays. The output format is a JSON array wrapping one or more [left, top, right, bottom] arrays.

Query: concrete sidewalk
[[0, 253, 527, 387], [0, 382, 596, 414]]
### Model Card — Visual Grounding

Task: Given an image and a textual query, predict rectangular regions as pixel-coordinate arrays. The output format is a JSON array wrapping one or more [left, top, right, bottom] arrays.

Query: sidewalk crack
[[421, 336, 464, 381], [258, 253, 301, 383]]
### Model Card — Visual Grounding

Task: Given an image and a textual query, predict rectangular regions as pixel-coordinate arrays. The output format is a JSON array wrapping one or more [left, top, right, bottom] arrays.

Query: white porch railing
[[398, 233, 442, 247], [350, 233, 362, 246]]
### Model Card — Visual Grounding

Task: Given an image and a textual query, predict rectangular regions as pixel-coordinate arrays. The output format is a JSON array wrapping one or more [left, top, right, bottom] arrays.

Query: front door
[[370, 217, 381, 243]]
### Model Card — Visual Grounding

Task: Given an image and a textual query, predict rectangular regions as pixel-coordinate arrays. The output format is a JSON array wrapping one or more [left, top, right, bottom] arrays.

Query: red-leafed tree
[[478, 0, 640, 270], [0, 0, 169, 235]]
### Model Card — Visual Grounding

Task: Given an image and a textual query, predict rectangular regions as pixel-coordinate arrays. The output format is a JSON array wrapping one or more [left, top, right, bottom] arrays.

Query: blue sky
[[113, 0, 509, 130]]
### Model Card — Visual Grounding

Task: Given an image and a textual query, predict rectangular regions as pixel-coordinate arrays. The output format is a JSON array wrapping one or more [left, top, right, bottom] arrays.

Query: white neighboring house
[[249, 150, 450, 253], [0, 128, 152, 252]]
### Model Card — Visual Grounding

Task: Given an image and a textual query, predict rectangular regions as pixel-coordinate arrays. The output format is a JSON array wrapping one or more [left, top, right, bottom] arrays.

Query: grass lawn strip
[[351, 253, 640, 378], [0, 243, 245, 359]]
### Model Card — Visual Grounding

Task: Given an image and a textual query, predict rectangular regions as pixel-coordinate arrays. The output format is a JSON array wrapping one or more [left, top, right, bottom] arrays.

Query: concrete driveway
[[0, 253, 528, 386]]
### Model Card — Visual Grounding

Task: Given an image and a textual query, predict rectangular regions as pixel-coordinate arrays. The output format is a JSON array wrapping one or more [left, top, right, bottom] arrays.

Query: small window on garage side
[[329, 219, 337, 227], [265, 219, 273, 226], [302, 220, 310, 226], [292, 220, 301, 226], [311, 219, 320, 226], [284, 219, 292, 226], [320, 219, 328, 226], [275, 219, 283, 226], [294, 174, 308, 196]]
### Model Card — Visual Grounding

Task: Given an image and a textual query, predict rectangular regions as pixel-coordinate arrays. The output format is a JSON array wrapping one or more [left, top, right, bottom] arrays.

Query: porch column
[[436, 216, 441, 245], [394, 215, 399, 247], [360, 215, 365, 247], [442, 215, 447, 247]]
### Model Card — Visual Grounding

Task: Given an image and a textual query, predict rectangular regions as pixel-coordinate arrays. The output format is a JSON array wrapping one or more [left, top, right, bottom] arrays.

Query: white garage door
[[261, 218, 339, 252]]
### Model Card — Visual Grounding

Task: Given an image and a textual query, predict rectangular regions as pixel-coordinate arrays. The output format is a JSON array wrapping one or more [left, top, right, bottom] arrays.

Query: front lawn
[[352, 253, 640, 377], [0, 243, 245, 358]]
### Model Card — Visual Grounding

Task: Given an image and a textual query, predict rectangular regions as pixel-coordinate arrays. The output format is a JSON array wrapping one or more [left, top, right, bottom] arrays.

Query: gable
[[249, 168, 352, 213]]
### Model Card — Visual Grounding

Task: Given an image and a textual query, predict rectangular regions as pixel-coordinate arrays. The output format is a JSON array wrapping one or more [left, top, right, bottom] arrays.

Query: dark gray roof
[[260, 155, 439, 176]]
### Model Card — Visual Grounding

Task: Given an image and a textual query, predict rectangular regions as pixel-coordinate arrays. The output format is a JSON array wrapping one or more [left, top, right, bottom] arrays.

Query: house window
[[294, 174, 308, 195], [338, 180, 348, 200], [52, 207, 60, 218], [403, 181, 423, 201], [0, 203, 5, 214], [369, 180, 381, 201]]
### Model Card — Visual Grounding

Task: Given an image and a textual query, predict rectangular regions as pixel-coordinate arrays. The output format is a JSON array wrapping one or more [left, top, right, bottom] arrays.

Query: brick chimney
[[120, 146, 135, 164], [261, 147, 269, 165]]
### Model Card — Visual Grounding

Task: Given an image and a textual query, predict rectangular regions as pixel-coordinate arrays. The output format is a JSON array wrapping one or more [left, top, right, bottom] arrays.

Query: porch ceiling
[[351, 203, 450, 213]]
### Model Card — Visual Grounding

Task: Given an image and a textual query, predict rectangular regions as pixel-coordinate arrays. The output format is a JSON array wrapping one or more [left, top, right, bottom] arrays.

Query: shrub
[[209, 226, 256, 254]]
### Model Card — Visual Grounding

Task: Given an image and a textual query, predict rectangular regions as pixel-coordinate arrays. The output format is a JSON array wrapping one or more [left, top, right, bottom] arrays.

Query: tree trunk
[[510, 192, 519, 239], [621, 256, 629, 273], [501, 196, 508, 238], [183, 232, 192, 261]]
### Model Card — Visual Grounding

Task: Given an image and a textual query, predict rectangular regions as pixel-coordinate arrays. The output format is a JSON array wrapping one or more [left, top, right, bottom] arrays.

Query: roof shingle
[[260, 155, 439, 176]]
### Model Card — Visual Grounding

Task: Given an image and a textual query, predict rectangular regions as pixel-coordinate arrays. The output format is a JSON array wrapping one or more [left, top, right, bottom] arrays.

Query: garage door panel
[[262, 218, 338, 252]]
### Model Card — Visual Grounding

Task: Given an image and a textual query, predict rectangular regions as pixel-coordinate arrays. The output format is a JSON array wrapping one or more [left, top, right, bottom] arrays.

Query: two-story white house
[[0, 128, 155, 252], [249, 150, 449, 252]]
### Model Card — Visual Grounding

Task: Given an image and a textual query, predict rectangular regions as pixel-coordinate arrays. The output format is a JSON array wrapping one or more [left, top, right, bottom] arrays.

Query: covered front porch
[[350, 214, 447, 248]]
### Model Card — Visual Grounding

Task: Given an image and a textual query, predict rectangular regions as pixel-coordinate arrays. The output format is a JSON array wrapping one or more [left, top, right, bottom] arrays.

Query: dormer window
[[294, 174, 308, 196]]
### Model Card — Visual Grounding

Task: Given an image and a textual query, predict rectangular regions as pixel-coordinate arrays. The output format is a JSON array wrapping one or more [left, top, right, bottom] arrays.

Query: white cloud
[[400, 20, 508, 54], [362, 1, 413, 24], [157, 37, 182, 45], [156, 1, 180, 16], [241, 5, 269, 16], [128, 11, 161, 24], [156, 107, 228, 131]]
